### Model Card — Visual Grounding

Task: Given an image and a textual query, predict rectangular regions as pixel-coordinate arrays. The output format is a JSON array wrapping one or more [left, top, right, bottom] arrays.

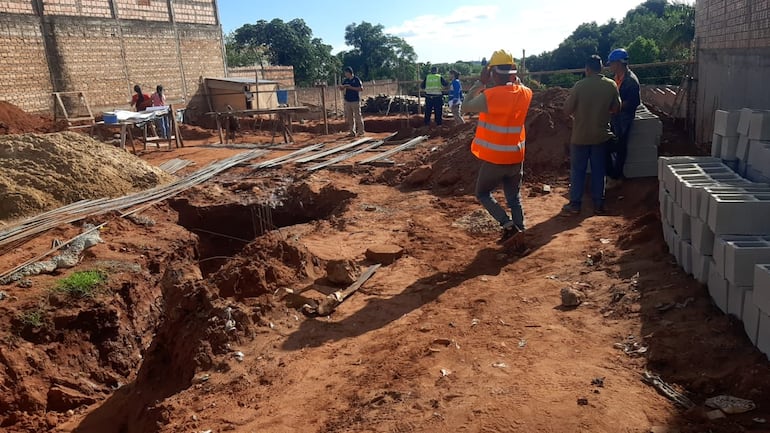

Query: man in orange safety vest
[[462, 49, 533, 246]]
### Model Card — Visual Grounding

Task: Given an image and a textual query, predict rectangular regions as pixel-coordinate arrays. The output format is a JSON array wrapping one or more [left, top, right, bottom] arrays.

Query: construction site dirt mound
[[0, 101, 54, 135], [423, 88, 572, 194], [210, 231, 323, 298], [0, 132, 173, 221]]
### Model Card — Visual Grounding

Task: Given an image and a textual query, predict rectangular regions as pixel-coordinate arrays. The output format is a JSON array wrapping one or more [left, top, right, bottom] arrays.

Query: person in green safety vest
[[420, 66, 449, 126]]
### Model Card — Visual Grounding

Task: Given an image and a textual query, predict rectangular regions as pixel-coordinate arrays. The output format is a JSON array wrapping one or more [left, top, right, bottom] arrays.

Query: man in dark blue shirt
[[606, 48, 641, 187], [339, 66, 365, 136]]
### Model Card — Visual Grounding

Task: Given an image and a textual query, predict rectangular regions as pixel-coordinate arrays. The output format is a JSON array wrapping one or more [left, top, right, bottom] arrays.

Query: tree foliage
[[525, 0, 694, 87], [228, 18, 340, 86], [337, 22, 417, 81]]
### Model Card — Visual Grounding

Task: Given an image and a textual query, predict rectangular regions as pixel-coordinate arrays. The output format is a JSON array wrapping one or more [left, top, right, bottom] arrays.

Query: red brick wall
[[0, 0, 224, 115], [0, 15, 53, 112]]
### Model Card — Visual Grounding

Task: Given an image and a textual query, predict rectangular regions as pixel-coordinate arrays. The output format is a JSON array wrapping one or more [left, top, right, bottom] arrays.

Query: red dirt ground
[[0, 101, 56, 135], [1, 101, 770, 433]]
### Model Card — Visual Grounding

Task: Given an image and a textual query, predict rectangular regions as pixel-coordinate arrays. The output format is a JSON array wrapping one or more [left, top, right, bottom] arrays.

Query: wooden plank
[[314, 264, 381, 316], [294, 137, 371, 164], [357, 135, 428, 164]]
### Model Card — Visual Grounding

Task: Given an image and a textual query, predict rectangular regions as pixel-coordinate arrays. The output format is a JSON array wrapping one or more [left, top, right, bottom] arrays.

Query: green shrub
[[53, 270, 107, 298]]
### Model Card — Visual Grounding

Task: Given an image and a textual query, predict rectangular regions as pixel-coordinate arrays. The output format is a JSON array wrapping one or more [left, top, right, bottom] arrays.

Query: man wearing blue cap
[[605, 48, 640, 188]]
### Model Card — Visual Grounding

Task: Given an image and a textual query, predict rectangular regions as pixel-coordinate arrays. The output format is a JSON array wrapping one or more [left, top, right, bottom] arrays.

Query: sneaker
[[561, 204, 580, 215]]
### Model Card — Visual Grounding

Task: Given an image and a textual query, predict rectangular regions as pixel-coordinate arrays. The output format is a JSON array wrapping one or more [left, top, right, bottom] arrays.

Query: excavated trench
[[169, 183, 356, 276], [66, 182, 356, 433]]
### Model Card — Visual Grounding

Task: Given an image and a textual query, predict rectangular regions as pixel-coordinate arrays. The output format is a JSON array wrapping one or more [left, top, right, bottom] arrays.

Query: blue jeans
[[569, 142, 608, 209], [156, 115, 169, 138], [475, 161, 525, 230]]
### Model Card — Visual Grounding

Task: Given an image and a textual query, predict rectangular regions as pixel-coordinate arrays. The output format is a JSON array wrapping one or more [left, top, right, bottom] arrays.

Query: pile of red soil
[[0, 101, 53, 135], [425, 88, 572, 194]]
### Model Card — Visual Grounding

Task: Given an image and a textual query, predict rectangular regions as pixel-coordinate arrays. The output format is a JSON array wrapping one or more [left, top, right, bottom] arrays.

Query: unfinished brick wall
[[172, 0, 216, 25], [114, 0, 169, 22], [0, 0, 34, 14], [696, 0, 770, 49], [227, 66, 296, 88], [0, 0, 224, 117], [0, 15, 53, 112], [695, 0, 770, 143], [43, 0, 113, 18]]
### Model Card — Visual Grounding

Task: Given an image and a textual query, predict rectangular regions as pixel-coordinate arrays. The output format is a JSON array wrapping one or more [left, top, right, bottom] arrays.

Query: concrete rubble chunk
[[560, 287, 584, 307], [325, 259, 360, 285], [365, 244, 405, 265]]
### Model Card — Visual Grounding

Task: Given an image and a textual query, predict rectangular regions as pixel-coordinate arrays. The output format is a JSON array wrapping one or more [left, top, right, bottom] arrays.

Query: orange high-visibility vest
[[471, 83, 533, 165]]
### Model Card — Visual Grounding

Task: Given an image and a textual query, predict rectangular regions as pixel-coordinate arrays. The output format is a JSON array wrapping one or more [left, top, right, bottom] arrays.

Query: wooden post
[[334, 75, 339, 119], [319, 85, 329, 135]]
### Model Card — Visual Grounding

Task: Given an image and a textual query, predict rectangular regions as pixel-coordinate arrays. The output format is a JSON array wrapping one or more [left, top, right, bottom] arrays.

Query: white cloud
[[386, 5, 499, 42]]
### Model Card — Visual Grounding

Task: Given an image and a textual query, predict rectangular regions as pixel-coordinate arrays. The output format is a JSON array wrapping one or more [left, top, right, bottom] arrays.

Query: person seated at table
[[131, 85, 151, 111], [151, 85, 169, 138]]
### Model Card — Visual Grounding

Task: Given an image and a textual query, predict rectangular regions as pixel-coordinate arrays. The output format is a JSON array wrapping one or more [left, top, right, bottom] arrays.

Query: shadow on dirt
[[281, 211, 586, 350]]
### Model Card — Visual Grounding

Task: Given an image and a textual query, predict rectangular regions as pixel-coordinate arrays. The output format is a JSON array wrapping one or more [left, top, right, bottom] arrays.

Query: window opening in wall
[[138, 0, 150, 6]]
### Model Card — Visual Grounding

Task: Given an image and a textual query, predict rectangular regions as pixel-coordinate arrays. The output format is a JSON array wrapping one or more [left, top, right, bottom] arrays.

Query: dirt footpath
[[1, 113, 769, 433]]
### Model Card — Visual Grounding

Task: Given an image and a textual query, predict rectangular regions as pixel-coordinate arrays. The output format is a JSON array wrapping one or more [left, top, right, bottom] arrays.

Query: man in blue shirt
[[606, 48, 641, 187], [338, 66, 365, 137], [420, 66, 449, 126], [449, 69, 464, 125]]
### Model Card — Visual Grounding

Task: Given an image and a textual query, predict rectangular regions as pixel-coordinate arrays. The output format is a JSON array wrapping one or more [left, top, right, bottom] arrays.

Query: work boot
[[561, 204, 580, 215]]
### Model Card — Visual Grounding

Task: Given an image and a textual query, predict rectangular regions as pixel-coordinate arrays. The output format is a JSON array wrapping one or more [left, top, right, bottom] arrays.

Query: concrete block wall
[[659, 137, 770, 357], [623, 105, 662, 178], [0, 0, 224, 118]]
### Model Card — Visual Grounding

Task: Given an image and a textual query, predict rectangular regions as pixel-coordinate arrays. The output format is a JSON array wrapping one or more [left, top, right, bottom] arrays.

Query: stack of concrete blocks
[[713, 109, 770, 182], [659, 150, 770, 357], [624, 105, 663, 178]]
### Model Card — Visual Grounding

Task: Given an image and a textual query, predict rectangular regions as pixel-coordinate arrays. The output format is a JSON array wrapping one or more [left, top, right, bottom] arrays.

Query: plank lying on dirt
[[313, 264, 381, 316], [293, 137, 372, 164], [357, 135, 428, 164]]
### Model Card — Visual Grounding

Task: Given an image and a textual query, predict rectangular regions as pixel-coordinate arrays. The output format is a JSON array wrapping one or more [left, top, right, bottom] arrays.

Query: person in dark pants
[[420, 66, 448, 126], [562, 55, 621, 216], [606, 48, 641, 188]]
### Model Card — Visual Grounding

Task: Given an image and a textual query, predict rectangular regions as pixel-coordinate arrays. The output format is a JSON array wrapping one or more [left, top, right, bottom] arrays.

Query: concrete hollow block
[[708, 194, 770, 235], [749, 111, 770, 140], [681, 241, 694, 275], [737, 135, 751, 161], [728, 281, 752, 319], [714, 110, 741, 137], [738, 108, 758, 136], [692, 250, 710, 284], [720, 135, 740, 160], [708, 258, 729, 313], [753, 264, 770, 315], [744, 290, 761, 344], [691, 217, 716, 256], [724, 240, 770, 286], [711, 133, 723, 158], [757, 311, 770, 357], [673, 204, 691, 241], [714, 235, 762, 277]]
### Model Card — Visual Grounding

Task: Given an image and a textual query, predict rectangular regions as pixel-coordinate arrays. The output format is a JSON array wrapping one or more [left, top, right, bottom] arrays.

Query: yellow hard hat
[[488, 50, 515, 67]]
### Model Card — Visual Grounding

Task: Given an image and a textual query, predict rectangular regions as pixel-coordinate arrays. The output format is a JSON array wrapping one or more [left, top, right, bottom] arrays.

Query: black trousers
[[424, 96, 443, 126]]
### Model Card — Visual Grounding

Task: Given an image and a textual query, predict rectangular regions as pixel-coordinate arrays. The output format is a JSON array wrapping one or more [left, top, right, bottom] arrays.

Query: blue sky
[[218, 0, 658, 63]]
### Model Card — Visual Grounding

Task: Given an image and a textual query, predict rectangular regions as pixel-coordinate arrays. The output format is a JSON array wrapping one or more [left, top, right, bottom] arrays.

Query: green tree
[[338, 21, 417, 81], [230, 18, 339, 86], [663, 2, 695, 50], [225, 33, 265, 67], [626, 36, 661, 64]]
